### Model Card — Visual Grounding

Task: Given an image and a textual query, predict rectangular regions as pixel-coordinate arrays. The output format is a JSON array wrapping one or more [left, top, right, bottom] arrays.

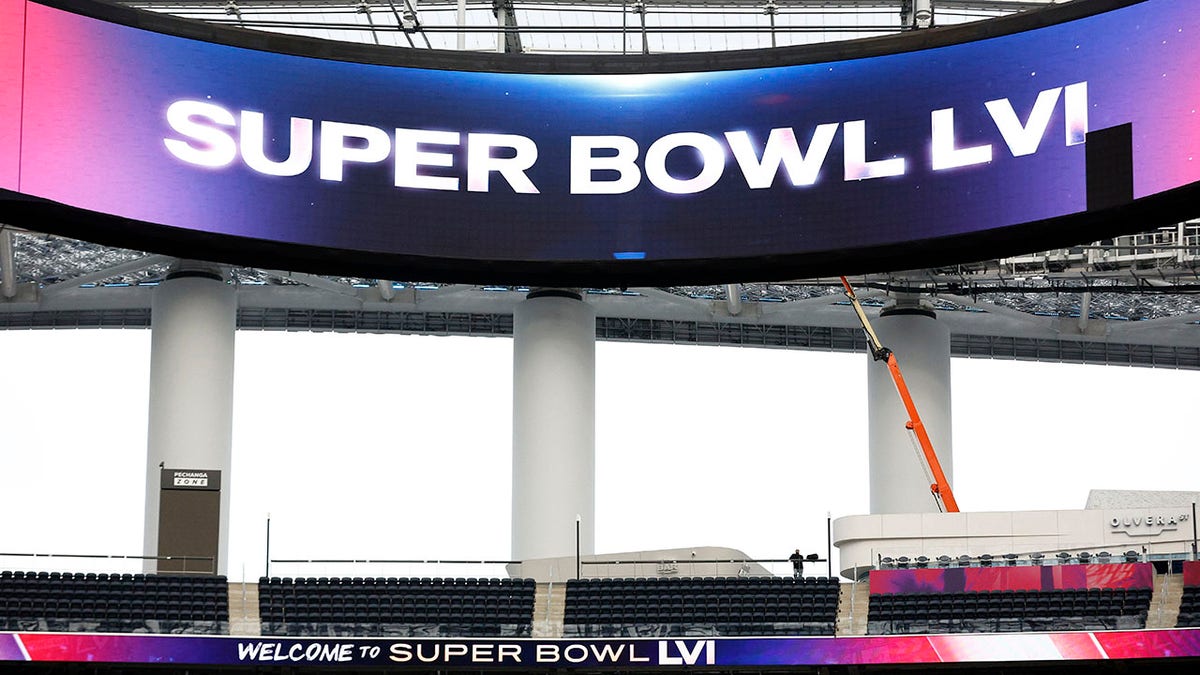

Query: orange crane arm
[[839, 277, 959, 513]]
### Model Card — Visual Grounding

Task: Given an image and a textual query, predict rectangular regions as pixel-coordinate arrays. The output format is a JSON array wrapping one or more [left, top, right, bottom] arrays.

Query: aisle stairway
[[532, 582, 566, 637]]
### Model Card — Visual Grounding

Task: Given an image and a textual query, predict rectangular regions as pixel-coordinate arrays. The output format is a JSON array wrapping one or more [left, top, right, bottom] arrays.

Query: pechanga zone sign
[[2, 0, 1200, 285], [160, 468, 221, 491]]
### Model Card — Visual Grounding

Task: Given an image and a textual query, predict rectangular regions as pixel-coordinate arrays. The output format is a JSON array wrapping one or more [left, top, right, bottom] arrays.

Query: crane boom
[[840, 277, 960, 513]]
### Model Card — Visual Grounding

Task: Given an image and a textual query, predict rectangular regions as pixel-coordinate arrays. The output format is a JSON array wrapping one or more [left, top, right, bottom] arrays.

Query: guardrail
[[0, 551, 217, 575]]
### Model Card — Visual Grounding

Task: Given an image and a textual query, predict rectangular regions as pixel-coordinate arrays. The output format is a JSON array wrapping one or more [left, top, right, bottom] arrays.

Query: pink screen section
[[1184, 561, 1200, 587], [0, 0, 25, 190], [869, 564, 1154, 595]]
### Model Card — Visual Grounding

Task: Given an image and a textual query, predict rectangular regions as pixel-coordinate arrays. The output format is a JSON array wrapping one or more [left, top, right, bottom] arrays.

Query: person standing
[[789, 549, 804, 578]]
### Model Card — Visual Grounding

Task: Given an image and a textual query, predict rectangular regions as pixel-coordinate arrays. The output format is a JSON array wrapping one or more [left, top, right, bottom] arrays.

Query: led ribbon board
[[4, 631, 1200, 667], [1, 0, 1199, 284]]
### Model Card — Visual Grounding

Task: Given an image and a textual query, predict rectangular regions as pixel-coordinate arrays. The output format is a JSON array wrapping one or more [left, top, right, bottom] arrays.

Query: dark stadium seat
[[0, 571, 228, 634], [867, 580, 1152, 636], [562, 575, 839, 638], [1177, 585, 1200, 628], [257, 576, 535, 638]]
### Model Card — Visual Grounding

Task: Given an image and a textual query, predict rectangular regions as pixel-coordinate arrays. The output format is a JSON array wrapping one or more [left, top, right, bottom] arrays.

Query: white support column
[[512, 289, 595, 564], [143, 262, 236, 574], [456, 0, 466, 50], [0, 228, 15, 299], [867, 297, 953, 514]]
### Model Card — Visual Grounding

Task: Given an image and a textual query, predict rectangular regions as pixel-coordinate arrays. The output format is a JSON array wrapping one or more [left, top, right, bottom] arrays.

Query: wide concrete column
[[512, 289, 595, 563], [867, 296, 954, 514], [143, 262, 236, 574]]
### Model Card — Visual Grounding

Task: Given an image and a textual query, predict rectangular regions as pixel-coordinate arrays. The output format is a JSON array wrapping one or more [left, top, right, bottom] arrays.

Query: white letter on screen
[[930, 108, 992, 171], [570, 136, 641, 194], [726, 125, 838, 188], [319, 121, 391, 182], [240, 111, 313, 177], [163, 100, 237, 168], [395, 128, 460, 191], [1063, 81, 1088, 146], [644, 132, 725, 195], [467, 133, 540, 193], [843, 120, 907, 179], [985, 87, 1062, 157]]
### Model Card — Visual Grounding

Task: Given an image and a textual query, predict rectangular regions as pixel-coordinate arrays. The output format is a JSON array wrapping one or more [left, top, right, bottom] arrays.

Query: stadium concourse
[[3, 0, 1200, 674]]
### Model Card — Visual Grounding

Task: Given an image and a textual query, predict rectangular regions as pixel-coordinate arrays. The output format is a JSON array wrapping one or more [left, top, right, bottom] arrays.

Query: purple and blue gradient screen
[[1, 0, 1200, 264]]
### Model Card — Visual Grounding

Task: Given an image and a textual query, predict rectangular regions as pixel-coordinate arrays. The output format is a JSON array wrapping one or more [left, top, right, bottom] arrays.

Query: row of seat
[[563, 621, 834, 638], [868, 588, 1150, 634], [0, 601, 225, 622], [2, 585, 226, 602], [880, 551, 1142, 568], [258, 576, 536, 637], [871, 600, 1147, 622], [566, 576, 840, 595], [868, 615, 1145, 635], [0, 571, 229, 635], [260, 585, 531, 600], [265, 621, 532, 639], [571, 586, 836, 600], [566, 607, 836, 625], [572, 576, 838, 590], [564, 576, 839, 636], [1177, 586, 1200, 627], [261, 603, 531, 623], [261, 576, 534, 588], [262, 594, 531, 607], [567, 594, 839, 609], [0, 571, 228, 591], [1, 571, 221, 581], [871, 588, 1152, 602]]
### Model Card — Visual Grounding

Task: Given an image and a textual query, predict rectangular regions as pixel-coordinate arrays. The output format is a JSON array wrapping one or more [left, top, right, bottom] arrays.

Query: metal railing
[[266, 558, 520, 580], [579, 557, 829, 579], [0, 551, 217, 575]]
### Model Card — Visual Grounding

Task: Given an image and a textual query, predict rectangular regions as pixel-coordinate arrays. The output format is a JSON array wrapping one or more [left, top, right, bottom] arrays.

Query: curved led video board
[[2, 0, 1199, 285]]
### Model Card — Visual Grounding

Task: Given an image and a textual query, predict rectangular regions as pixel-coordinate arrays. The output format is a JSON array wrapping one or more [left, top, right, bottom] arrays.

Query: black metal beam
[[2, 308, 1196, 370]]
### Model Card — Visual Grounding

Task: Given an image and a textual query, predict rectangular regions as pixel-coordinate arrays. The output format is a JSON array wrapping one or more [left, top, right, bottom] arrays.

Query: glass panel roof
[[120, 1, 1054, 54]]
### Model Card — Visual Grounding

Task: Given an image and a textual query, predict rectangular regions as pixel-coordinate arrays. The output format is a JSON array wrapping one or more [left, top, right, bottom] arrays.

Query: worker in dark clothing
[[789, 549, 804, 578]]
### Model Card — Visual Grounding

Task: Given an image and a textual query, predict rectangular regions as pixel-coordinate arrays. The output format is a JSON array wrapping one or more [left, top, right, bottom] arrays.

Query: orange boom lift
[[840, 277, 960, 513]]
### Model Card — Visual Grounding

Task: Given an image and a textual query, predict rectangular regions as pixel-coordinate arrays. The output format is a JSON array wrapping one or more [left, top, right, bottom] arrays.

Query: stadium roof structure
[[117, 0, 1056, 54], [2, 0, 1199, 369]]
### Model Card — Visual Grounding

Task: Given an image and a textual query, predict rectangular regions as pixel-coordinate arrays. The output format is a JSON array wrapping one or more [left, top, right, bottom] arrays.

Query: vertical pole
[[621, 1, 628, 55], [496, 4, 505, 54], [826, 512, 833, 578], [265, 514, 271, 579], [576, 515, 582, 580], [640, 6, 648, 55], [1192, 502, 1197, 561], [456, 0, 466, 50]]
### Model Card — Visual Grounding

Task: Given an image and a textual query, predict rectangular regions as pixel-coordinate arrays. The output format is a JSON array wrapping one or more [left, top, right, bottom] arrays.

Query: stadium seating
[[257, 576, 536, 637], [1177, 585, 1200, 627], [562, 576, 840, 637], [867, 587, 1152, 634], [0, 570, 229, 634]]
